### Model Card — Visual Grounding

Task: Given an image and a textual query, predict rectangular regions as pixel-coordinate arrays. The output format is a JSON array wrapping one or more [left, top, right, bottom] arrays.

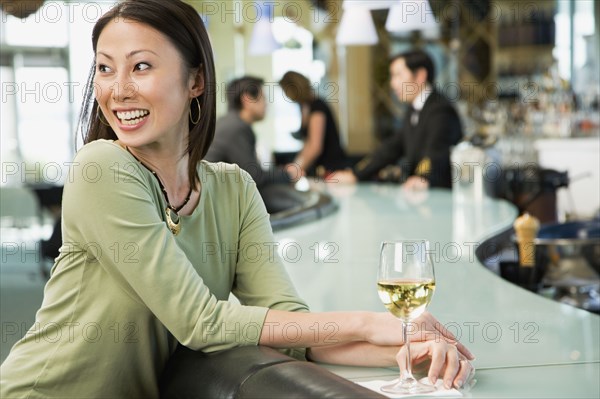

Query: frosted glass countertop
[[273, 184, 600, 396]]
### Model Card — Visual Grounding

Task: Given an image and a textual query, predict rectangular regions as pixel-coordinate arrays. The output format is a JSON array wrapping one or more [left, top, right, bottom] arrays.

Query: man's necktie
[[410, 107, 420, 126]]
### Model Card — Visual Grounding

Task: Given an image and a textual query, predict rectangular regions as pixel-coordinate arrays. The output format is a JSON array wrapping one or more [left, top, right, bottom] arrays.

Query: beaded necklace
[[127, 147, 191, 235]]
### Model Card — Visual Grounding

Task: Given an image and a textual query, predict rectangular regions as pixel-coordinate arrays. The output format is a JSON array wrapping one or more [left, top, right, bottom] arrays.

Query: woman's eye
[[97, 64, 112, 73], [135, 62, 150, 71]]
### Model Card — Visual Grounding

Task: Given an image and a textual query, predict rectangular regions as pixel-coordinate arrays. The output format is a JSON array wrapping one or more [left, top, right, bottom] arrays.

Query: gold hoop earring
[[189, 97, 201, 125], [97, 109, 110, 127]]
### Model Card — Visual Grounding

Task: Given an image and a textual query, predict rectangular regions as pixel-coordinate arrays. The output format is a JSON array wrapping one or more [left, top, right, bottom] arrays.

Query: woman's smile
[[114, 108, 151, 129]]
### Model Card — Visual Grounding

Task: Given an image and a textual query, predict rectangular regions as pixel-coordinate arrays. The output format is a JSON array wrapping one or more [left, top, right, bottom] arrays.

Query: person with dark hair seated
[[205, 76, 297, 188], [333, 50, 463, 190], [205, 76, 306, 214]]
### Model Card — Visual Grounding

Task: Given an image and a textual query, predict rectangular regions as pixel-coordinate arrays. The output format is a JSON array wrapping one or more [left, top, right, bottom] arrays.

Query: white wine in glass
[[377, 240, 436, 394]]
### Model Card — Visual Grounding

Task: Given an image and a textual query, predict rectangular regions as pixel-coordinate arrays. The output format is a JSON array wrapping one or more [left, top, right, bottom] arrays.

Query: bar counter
[[273, 184, 600, 397]]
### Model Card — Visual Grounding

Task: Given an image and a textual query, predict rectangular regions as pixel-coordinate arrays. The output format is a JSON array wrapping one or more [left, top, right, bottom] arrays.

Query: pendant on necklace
[[165, 207, 181, 235]]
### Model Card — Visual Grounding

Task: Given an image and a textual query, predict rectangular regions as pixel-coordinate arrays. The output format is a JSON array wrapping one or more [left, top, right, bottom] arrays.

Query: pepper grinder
[[514, 212, 540, 266], [513, 213, 541, 290]]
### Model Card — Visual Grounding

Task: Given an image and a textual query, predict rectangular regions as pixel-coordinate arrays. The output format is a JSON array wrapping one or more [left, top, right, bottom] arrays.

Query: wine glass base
[[381, 378, 437, 395]]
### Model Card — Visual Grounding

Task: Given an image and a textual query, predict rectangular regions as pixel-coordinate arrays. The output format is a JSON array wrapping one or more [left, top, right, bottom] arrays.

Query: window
[[555, 0, 596, 82], [1, 1, 108, 186]]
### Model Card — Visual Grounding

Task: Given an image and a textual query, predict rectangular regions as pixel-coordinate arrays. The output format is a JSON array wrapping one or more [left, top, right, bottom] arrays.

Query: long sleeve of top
[[0, 140, 308, 399], [352, 131, 405, 181], [205, 111, 292, 188], [353, 91, 462, 188]]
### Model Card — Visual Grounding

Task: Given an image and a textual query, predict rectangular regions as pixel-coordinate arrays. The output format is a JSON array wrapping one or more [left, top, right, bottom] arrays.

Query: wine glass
[[377, 240, 436, 394]]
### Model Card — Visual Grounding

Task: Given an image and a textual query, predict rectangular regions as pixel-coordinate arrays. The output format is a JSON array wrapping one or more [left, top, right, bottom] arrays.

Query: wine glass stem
[[401, 320, 416, 382]]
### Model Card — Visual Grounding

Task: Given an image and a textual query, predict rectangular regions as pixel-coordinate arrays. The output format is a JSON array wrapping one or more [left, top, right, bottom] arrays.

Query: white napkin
[[356, 378, 462, 398]]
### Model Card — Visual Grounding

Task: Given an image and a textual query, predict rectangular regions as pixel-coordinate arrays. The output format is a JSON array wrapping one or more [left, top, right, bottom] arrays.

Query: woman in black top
[[279, 71, 347, 177]]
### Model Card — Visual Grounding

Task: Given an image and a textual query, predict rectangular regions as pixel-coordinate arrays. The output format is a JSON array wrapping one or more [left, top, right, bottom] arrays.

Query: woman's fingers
[[395, 345, 409, 373], [390, 312, 475, 362], [420, 312, 476, 361], [442, 346, 460, 389], [423, 341, 460, 388], [426, 341, 447, 385], [395, 342, 430, 376], [404, 341, 454, 386], [453, 359, 475, 389], [409, 341, 474, 390]]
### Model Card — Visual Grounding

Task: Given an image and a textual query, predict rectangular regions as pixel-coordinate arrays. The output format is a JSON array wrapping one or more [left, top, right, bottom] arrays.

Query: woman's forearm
[[260, 310, 475, 360], [295, 112, 326, 172], [307, 342, 399, 367], [259, 309, 374, 348], [295, 143, 319, 173]]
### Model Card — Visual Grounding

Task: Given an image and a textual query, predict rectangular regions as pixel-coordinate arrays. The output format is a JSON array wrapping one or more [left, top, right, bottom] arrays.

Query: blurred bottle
[[451, 141, 486, 204]]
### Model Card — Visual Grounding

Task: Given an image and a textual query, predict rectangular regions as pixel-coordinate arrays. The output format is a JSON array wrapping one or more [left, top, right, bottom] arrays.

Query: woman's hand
[[326, 169, 357, 184], [367, 312, 475, 361], [284, 163, 304, 182], [412, 312, 475, 361], [398, 340, 476, 389], [402, 175, 429, 190]]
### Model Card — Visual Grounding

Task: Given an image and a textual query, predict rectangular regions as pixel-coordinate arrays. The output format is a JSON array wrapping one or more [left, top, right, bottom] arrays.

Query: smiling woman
[[0, 1, 474, 398], [81, 0, 214, 199], [90, 18, 206, 222]]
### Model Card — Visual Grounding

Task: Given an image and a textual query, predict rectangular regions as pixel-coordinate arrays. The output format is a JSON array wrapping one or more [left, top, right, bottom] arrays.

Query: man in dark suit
[[332, 50, 463, 189]]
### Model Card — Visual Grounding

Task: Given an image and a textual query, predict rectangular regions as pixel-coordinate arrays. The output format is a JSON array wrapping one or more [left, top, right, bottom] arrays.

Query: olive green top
[[0, 140, 309, 398]]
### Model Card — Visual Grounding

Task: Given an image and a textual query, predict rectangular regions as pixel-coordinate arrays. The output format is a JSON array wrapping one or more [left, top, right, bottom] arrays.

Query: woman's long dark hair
[[77, 0, 215, 188], [279, 71, 315, 105]]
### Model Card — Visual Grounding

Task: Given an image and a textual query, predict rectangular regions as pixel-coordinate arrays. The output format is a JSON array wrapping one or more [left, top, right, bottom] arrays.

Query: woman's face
[[94, 19, 202, 148]]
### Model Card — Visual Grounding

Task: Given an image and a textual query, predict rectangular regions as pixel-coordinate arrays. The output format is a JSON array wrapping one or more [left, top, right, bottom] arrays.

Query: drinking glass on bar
[[377, 240, 436, 394]]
